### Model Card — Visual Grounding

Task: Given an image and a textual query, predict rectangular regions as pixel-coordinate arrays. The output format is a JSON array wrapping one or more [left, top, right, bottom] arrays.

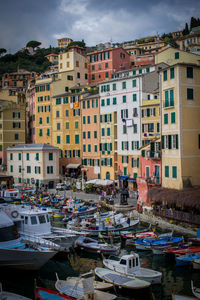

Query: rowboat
[[165, 245, 200, 255], [176, 253, 200, 267], [172, 294, 198, 300], [192, 258, 200, 270], [135, 236, 183, 251], [103, 254, 162, 284], [74, 236, 120, 255], [95, 267, 150, 289], [55, 272, 117, 300], [191, 281, 200, 299], [35, 286, 72, 299]]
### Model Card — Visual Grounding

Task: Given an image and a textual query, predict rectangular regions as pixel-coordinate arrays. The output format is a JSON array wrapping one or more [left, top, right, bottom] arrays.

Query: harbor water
[[0, 223, 199, 300]]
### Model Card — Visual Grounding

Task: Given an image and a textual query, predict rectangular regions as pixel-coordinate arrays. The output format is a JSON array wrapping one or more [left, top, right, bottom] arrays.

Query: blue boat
[[176, 253, 200, 266], [135, 237, 183, 250]]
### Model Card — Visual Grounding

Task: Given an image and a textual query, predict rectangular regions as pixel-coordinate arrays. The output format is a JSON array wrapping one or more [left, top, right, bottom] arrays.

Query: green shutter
[[165, 166, 169, 178], [171, 112, 176, 124], [172, 166, 177, 178]]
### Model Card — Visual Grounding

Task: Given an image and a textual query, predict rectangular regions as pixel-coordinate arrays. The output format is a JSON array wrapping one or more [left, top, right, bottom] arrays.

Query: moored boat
[[191, 281, 200, 299], [172, 294, 198, 300], [103, 254, 162, 284], [95, 267, 150, 289], [135, 236, 183, 251], [74, 236, 120, 255], [0, 283, 31, 300], [176, 253, 200, 267], [55, 272, 117, 299], [192, 258, 200, 270], [35, 286, 73, 299]]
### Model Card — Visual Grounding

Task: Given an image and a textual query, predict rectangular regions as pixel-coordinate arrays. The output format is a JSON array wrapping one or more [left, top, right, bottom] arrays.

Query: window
[[66, 135, 70, 144], [83, 144, 86, 152], [164, 113, 168, 124], [163, 70, 167, 81], [83, 116, 86, 124], [19, 166, 21, 173], [124, 167, 127, 176], [27, 166, 31, 174], [56, 111, 60, 118], [122, 82, 126, 89], [170, 68, 174, 79], [101, 99, 105, 106], [105, 72, 109, 78], [57, 136, 61, 144], [87, 100, 90, 108], [83, 131, 86, 139], [87, 131, 91, 139], [132, 79, 136, 87], [39, 129, 43, 137], [94, 145, 98, 152], [139, 69, 142, 74], [170, 89, 174, 106], [175, 52, 179, 59], [75, 121, 79, 129], [46, 117, 49, 124], [164, 90, 169, 107], [18, 153, 21, 161], [10, 165, 13, 172], [107, 128, 111, 136], [123, 125, 127, 134], [26, 153, 29, 160], [75, 135, 79, 144], [94, 131, 97, 138], [172, 166, 177, 178], [133, 94, 137, 102], [171, 112, 176, 124], [187, 67, 193, 78], [165, 166, 169, 178], [66, 122, 69, 129], [47, 166, 53, 174], [94, 115, 97, 123], [107, 98, 110, 105], [10, 153, 13, 160], [57, 123, 60, 130], [123, 95, 126, 103], [14, 133, 19, 140], [88, 144, 91, 152], [56, 98, 61, 105], [36, 153, 39, 161], [113, 97, 117, 105], [102, 128, 105, 136], [187, 88, 194, 100], [146, 67, 150, 73], [87, 116, 90, 124], [113, 83, 116, 91], [49, 153, 53, 160]]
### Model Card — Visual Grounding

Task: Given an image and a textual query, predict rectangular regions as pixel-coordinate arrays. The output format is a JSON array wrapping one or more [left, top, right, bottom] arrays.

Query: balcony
[[146, 177, 161, 185], [146, 151, 161, 159]]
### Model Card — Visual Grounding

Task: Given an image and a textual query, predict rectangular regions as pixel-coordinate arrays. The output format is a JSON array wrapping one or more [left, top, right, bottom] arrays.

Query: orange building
[[57, 37, 73, 49], [81, 92, 101, 180], [1, 69, 36, 91]]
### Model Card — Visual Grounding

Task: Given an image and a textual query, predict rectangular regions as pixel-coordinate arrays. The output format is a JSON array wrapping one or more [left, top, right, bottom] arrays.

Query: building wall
[[7, 148, 59, 186], [58, 38, 72, 48], [81, 95, 101, 179], [155, 47, 200, 66]]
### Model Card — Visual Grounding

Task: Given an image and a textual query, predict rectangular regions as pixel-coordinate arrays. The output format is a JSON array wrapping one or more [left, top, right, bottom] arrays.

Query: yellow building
[[155, 46, 200, 66], [161, 63, 200, 189], [141, 91, 160, 146], [100, 111, 117, 180], [45, 53, 58, 65], [58, 37, 73, 49], [0, 94, 26, 166], [58, 47, 88, 81], [35, 73, 55, 144]]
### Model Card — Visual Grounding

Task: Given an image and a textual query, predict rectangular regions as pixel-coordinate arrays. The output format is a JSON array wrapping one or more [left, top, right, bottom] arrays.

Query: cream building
[[6, 144, 60, 188], [161, 63, 200, 189]]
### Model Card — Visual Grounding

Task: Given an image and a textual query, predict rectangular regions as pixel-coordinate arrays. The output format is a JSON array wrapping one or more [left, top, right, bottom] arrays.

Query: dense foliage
[[0, 46, 60, 74]]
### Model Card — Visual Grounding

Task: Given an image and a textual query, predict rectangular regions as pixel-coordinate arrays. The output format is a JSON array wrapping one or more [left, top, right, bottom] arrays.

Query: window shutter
[[110, 158, 112, 166], [176, 135, 179, 149], [122, 142, 124, 150], [161, 136, 165, 149], [110, 143, 112, 151], [137, 158, 139, 168], [121, 110, 123, 119], [168, 135, 172, 149]]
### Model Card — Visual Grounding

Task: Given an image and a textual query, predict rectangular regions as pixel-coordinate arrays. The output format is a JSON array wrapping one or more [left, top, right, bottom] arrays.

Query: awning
[[66, 164, 81, 169], [128, 178, 136, 183], [120, 176, 129, 180], [86, 179, 114, 186]]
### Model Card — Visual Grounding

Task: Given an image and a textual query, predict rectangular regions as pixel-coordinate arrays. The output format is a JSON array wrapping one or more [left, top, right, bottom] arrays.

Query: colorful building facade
[[161, 63, 200, 189], [87, 47, 130, 84], [57, 37, 73, 49]]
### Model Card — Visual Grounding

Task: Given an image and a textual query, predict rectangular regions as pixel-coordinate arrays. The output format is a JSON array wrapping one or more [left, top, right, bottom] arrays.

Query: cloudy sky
[[0, 0, 200, 53]]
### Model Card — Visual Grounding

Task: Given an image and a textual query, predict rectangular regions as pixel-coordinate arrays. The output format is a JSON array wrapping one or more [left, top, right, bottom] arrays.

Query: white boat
[[0, 283, 31, 300], [191, 281, 200, 299], [103, 254, 162, 284], [172, 294, 198, 300], [2, 205, 79, 251], [55, 272, 117, 300], [0, 189, 21, 202], [0, 210, 57, 270], [95, 267, 150, 289], [192, 258, 200, 270]]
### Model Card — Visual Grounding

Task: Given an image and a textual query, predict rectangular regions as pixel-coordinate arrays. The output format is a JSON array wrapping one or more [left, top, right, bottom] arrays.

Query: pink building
[[87, 47, 130, 84], [136, 139, 161, 211], [26, 79, 36, 143]]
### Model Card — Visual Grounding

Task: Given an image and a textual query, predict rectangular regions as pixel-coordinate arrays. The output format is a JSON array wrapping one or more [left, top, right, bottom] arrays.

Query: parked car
[[56, 183, 71, 191]]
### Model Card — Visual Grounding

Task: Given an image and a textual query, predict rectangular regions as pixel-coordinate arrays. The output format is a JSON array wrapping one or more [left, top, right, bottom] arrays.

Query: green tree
[[0, 48, 7, 56], [183, 23, 189, 35], [26, 40, 41, 49]]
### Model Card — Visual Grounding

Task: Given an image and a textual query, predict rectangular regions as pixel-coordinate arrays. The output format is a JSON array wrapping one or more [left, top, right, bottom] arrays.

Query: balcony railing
[[146, 151, 161, 159]]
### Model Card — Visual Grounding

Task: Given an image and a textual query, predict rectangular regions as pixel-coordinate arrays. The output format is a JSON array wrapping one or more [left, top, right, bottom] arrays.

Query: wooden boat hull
[[35, 287, 73, 299]]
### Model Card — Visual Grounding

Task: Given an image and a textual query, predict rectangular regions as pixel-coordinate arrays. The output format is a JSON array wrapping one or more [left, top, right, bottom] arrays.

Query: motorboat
[[2, 205, 80, 252], [0, 189, 21, 202], [95, 267, 150, 289], [74, 236, 120, 255], [191, 281, 200, 299], [0, 283, 31, 300], [103, 254, 162, 284], [125, 231, 173, 247], [55, 272, 117, 300], [0, 210, 57, 270]]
